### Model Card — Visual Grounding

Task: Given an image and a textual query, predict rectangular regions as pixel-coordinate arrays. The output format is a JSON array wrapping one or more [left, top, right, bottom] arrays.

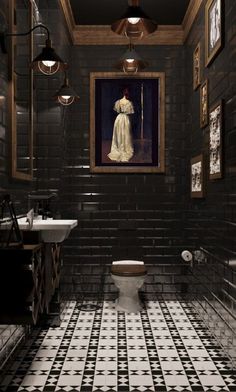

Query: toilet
[[111, 260, 147, 313]]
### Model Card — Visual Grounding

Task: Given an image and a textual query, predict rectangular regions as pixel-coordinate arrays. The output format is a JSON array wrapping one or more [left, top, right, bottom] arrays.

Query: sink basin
[[17, 217, 78, 243], [41, 229, 71, 243]]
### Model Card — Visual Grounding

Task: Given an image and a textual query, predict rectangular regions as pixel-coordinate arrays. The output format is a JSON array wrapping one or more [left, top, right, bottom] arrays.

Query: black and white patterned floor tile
[[0, 300, 236, 392]]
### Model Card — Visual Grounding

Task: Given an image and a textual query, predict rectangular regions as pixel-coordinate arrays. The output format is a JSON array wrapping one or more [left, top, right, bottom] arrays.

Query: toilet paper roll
[[181, 250, 193, 262]]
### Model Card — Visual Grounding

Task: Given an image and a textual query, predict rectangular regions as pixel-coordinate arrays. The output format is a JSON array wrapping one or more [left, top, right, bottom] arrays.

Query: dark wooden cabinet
[[43, 242, 61, 314], [0, 241, 61, 325]]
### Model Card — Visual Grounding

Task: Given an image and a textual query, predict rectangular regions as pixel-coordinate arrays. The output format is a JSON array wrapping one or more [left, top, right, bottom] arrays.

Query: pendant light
[[53, 71, 79, 106], [0, 24, 66, 75], [111, 0, 157, 39], [114, 42, 148, 73], [32, 33, 66, 75]]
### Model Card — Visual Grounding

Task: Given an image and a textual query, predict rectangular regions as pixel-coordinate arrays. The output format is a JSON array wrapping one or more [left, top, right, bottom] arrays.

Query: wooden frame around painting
[[191, 154, 204, 198], [90, 72, 165, 173], [205, 0, 223, 66], [193, 42, 201, 90], [209, 100, 223, 180], [200, 79, 208, 128], [9, 0, 34, 181]]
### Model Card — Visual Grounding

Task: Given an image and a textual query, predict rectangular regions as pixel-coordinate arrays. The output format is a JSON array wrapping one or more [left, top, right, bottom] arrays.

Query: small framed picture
[[193, 42, 201, 90], [200, 80, 208, 128], [191, 154, 204, 198], [205, 0, 223, 66], [209, 100, 223, 179]]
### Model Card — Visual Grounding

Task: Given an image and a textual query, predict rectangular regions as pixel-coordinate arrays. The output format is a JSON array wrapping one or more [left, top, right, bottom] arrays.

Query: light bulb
[[42, 60, 56, 67], [58, 95, 75, 106], [38, 60, 60, 75], [123, 59, 138, 74], [128, 17, 140, 24]]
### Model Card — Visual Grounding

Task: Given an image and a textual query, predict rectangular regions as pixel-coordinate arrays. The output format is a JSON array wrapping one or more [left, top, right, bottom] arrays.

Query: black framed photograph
[[209, 100, 223, 179], [90, 72, 165, 173], [205, 0, 223, 66], [193, 42, 201, 90], [200, 79, 208, 128], [191, 154, 204, 198]]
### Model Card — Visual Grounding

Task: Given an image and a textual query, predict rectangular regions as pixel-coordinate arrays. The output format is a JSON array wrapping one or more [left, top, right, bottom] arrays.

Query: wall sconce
[[0, 24, 66, 75], [114, 43, 148, 73], [53, 71, 79, 106], [111, 0, 157, 39]]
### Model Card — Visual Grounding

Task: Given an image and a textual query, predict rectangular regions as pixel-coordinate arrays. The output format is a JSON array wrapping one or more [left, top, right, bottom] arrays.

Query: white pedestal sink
[[16, 217, 78, 243]]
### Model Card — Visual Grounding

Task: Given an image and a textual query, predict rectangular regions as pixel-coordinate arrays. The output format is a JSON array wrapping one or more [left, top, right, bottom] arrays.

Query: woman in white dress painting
[[108, 88, 134, 163]]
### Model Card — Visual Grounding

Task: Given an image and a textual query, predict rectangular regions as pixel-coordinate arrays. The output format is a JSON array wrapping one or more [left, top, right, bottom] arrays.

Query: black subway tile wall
[[0, 1, 8, 188], [32, 2, 70, 209], [185, 0, 236, 364], [60, 44, 189, 292]]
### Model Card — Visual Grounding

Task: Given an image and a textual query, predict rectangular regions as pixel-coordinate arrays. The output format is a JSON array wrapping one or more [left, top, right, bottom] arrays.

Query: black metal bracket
[[0, 194, 23, 248], [0, 24, 50, 55]]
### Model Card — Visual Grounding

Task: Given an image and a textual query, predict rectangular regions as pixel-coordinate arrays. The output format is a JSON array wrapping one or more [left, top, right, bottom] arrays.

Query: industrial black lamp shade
[[111, 5, 157, 38], [53, 75, 79, 106], [0, 24, 66, 76], [32, 38, 67, 75], [114, 46, 148, 73]]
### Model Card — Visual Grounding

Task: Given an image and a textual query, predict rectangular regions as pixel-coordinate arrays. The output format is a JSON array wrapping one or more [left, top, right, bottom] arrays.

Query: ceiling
[[59, 0, 200, 45], [69, 0, 191, 26]]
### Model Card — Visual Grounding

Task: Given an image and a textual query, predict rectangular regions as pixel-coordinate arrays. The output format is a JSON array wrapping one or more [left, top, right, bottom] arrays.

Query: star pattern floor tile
[[0, 300, 235, 392]]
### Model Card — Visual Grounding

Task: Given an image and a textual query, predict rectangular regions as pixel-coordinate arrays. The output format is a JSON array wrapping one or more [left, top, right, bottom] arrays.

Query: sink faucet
[[38, 205, 47, 220], [34, 202, 39, 218], [37, 202, 46, 219], [39, 203, 53, 220], [28, 193, 55, 220]]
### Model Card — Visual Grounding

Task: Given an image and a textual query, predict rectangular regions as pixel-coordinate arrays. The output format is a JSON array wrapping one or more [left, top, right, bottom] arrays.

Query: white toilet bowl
[[111, 260, 147, 313]]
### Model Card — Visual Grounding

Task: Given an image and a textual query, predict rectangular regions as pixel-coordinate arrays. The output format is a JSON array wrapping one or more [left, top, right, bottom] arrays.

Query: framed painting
[[193, 42, 201, 90], [209, 100, 223, 179], [191, 154, 204, 198], [205, 0, 223, 66], [200, 79, 208, 128], [90, 72, 165, 173]]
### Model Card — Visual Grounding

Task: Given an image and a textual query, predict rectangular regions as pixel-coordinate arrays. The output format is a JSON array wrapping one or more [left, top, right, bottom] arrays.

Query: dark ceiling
[[69, 0, 191, 26]]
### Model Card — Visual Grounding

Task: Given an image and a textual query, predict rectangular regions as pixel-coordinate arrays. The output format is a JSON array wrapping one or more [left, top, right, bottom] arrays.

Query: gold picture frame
[[200, 79, 208, 128], [90, 72, 165, 173], [8, 0, 34, 180], [191, 154, 204, 198], [193, 42, 201, 90], [209, 100, 223, 180], [205, 0, 223, 66]]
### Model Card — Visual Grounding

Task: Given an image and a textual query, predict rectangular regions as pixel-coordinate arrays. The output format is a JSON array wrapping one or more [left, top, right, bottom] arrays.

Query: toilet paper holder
[[181, 250, 193, 268], [181, 249, 207, 267], [181, 250, 193, 262]]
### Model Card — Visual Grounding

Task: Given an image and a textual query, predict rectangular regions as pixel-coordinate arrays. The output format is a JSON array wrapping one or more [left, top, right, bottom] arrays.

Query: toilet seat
[[111, 264, 147, 277]]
